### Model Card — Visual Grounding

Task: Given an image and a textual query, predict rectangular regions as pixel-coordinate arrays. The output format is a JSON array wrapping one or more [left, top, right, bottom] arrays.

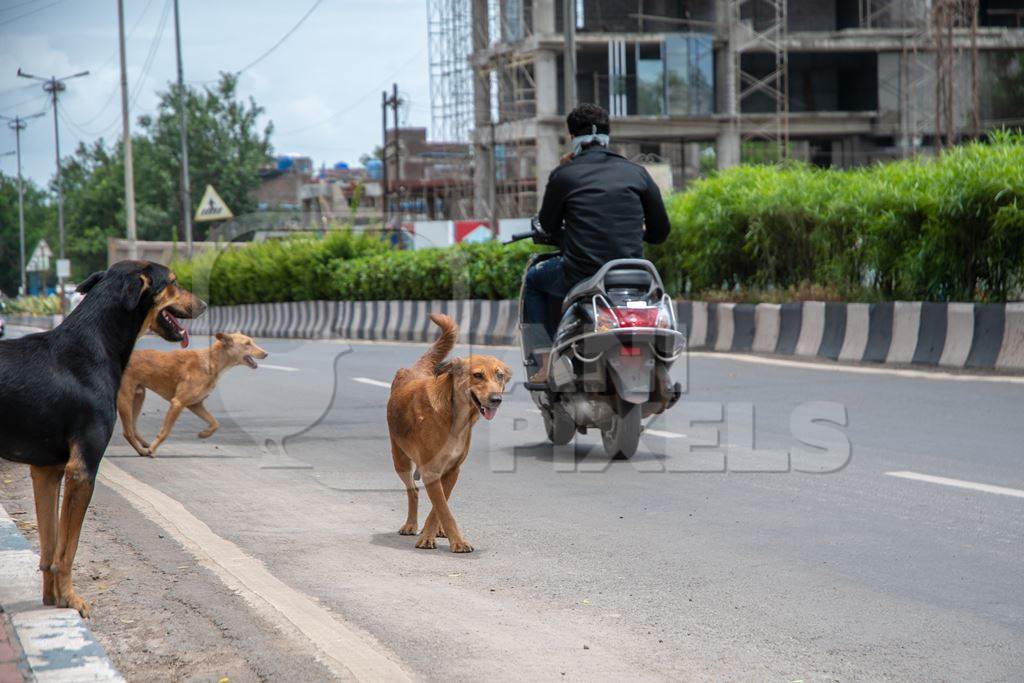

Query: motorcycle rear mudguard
[[606, 353, 655, 404]]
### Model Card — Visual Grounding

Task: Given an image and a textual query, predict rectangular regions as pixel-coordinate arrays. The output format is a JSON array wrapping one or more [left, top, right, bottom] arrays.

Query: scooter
[[507, 222, 685, 459]]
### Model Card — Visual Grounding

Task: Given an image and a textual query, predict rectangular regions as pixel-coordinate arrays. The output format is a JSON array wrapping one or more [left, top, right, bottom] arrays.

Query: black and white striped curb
[[676, 301, 1024, 370], [0, 503, 124, 682], [11, 299, 1024, 370]]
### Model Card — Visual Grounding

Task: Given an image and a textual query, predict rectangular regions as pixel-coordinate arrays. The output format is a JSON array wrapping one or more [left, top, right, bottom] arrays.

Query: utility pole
[[117, 0, 137, 259], [382, 85, 402, 227], [381, 90, 389, 226], [18, 68, 89, 312], [563, 0, 577, 112], [1, 112, 46, 296], [173, 0, 193, 256]]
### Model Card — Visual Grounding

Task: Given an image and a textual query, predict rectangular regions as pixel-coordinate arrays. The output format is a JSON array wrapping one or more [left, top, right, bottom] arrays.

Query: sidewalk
[[0, 502, 123, 682]]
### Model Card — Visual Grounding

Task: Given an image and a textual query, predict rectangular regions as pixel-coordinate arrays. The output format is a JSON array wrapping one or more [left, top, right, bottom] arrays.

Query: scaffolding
[[730, 0, 790, 160]]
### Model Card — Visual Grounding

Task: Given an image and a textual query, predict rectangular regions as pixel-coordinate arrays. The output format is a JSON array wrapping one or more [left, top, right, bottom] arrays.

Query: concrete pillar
[[471, 0, 493, 219], [683, 142, 701, 183], [532, 0, 560, 210], [533, 0, 555, 34], [715, 0, 740, 170], [535, 120, 562, 209]]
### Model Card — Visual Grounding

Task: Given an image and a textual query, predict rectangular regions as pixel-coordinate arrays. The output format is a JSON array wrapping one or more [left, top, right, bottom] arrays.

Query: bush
[[3, 295, 61, 315], [649, 132, 1024, 302]]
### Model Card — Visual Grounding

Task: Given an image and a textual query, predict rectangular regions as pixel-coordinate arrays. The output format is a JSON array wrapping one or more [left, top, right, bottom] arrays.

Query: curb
[[0, 503, 123, 682], [16, 299, 1024, 371]]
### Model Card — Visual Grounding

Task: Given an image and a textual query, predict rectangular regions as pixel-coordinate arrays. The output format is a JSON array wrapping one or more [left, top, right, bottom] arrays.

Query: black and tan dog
[[0, 260, 204, 616]]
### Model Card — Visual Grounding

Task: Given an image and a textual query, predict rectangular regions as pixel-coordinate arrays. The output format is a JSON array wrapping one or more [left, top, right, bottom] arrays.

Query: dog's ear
[[215, 332, 230, 344], [122, 274, 151, 311], [76, 270, 105, 294], [434, 358, 465, 376]]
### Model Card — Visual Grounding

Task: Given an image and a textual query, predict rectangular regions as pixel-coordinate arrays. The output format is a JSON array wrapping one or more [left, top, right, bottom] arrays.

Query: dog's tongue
[[181, 327, 190, 348], [481, 405, 497, 421]]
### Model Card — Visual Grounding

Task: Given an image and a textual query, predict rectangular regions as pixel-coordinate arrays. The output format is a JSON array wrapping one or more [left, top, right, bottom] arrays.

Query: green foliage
[[173, 230, 389, 305], [173, 235, 544, 304], [0, 173, 55, 296], [4, 294, 60, 315], [650, 132, 1024, 302]]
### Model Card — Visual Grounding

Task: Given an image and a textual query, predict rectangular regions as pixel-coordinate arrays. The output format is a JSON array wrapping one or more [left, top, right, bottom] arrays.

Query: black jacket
[[537, 146, 671, 286]]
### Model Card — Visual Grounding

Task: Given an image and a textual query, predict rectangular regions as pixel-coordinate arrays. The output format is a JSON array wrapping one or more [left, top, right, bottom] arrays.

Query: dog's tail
[[414, 313, 458, 372]]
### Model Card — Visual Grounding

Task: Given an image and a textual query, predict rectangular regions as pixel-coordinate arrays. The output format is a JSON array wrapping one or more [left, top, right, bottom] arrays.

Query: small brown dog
[[118, 332, 268, 457], [387, 313, 511, 553]]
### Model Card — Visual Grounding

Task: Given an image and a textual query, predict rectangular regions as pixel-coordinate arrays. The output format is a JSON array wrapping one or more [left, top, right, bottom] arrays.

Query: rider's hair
[[566, 103, 610, 137]]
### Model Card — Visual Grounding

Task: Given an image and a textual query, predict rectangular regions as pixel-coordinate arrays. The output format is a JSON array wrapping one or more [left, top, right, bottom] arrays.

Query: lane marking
[[886, 471, 1024, 499], [689, 351, 1024, 385], [97, 462, 411, 681], [260, 363, 300, 372], [353, 377, 391, 388], [644, 429, 686, 439]]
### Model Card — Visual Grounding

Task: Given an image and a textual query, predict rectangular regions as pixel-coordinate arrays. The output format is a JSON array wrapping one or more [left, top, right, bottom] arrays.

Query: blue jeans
[[523, 256, 570, 353]]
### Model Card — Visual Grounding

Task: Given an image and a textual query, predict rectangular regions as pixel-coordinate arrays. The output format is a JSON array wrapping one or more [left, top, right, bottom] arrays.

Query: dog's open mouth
[[156, 309, 189, 348], [472, 393, 498, 421], [243, 354, 258, 369]]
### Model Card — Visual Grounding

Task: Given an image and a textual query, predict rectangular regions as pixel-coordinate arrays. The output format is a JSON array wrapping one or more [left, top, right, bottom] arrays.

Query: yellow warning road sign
[[194, 185, 234, 222]]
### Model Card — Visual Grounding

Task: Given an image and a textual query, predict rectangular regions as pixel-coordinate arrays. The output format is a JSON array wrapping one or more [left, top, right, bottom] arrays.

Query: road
[[1, 324, 1022, 681]]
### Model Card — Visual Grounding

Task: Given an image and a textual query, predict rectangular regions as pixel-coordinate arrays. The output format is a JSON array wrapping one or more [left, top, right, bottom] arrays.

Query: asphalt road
[[1, 325, 1022, 680]]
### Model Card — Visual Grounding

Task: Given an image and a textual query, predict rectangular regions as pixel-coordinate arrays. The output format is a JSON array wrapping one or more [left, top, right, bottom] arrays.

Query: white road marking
[[353, 376, 391, 388], [886, 471, 1024, 499], [689, 351, 1024, 385], [644, 429, 686, 439], [259, 363, 300, 372], [98, 462, 411, 682]]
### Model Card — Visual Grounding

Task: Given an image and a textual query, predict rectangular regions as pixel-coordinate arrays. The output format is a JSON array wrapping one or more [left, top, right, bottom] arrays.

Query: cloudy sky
[[0, 0, 431, 185]]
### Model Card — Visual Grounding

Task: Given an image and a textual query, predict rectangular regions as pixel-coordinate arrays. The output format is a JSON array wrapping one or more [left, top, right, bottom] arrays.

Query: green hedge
[[647, 132, 1024, 302], [174, 232, 545, 304]]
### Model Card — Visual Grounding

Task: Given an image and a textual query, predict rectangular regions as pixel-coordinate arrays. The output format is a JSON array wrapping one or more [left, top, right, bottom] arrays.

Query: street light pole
[[1, 112, 44, 296], [117, 0, 138, 259], [17, 68, 88, 310], [173, 0, 193, 256]]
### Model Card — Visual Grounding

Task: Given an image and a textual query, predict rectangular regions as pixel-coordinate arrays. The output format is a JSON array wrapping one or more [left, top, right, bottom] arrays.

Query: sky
[[0, 0, 432, 185]]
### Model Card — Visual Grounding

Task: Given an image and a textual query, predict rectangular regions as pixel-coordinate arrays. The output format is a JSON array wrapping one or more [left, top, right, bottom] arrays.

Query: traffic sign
[[56, 258, 71, 279], [194, 185, 234, 222], [26, 239, 52, 272]]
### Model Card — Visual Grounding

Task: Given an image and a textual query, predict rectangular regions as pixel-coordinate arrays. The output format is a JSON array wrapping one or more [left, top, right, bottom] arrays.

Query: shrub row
[[647, 131, 1024, 302], [174, 232, 545, 305]]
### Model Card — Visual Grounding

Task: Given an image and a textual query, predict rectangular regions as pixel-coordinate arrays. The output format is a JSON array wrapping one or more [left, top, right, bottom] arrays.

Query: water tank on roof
[[365, 158, 382, 180], [334, 161, 349, 170], [277, 156, 294, 171]]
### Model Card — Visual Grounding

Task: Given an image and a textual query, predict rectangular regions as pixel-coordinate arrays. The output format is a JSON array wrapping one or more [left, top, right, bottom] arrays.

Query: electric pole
[[382, 85, 402, 227], [381, 90, 389, 226], [17, 68, 89, 310], [173, 0, 193, 256], [1, 111, 45, 296], [563, 0, 577, 111], [117, 0, 138, 259]]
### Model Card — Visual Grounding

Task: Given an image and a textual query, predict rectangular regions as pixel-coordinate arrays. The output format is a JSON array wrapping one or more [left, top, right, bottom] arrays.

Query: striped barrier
[[9, 299, 1024, 371]]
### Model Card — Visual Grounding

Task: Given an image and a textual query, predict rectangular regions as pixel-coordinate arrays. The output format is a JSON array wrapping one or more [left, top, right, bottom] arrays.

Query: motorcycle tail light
[[593, 297, 619, 331], [614, 306, 659, 328], [656, 297, 675, 330]]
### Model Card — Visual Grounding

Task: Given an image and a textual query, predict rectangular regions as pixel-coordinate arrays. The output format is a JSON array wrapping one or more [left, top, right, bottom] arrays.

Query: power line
[[0, 0, 48, 14], [235, 0, 323, 76], [129, 0, 172, 110], [276, 47, 427, 136], [0, 0, 68, 27]]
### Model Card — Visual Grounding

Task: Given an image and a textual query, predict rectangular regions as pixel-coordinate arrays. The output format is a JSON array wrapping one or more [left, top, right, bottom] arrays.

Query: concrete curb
[[14, 299, 1024, 371], [0, 503, 124, 682]]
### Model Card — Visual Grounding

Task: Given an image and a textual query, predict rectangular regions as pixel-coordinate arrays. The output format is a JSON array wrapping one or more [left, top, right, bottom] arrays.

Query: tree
[[139, 72, 273, 241], [0, 173, 55, 296], [359, 146, 383, 165]]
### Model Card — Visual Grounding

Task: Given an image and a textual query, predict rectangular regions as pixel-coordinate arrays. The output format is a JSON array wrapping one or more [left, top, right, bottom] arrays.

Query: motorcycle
[[507, 221, 685, 459]]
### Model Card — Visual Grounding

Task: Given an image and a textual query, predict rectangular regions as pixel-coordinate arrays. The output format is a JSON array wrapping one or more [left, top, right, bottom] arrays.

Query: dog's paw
[[138, 438, 150, 448], [436, 529, 447, 538], [138, 447, 154, 458], [57, 591, 90, 618], [198, 427, 217, 439], [415, 537, 437, 550], [449, 539, 474, 553], [398, 524, 418, 536]]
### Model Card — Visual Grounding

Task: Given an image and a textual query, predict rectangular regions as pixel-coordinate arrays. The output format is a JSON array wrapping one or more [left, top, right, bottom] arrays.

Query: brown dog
[[387, 313, 511, 553], [118, 332, 268, 457]]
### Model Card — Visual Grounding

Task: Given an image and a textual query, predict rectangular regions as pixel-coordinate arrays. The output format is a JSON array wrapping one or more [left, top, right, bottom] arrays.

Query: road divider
[[15, 299, 1024, 372]]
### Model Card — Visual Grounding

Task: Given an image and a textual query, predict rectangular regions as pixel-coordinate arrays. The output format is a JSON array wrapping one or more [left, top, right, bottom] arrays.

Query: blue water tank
[[334, 161, 349, 170], [277, 156, 294, 171], [365, 159, 383, 180]]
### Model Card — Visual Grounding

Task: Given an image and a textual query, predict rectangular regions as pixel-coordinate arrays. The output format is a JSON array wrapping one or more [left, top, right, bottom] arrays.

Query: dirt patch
[[0, 460, 336, 682]]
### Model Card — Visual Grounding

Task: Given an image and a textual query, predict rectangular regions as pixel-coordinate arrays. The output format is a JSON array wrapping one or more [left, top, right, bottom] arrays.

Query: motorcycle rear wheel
[[602, 401, 641, 459]]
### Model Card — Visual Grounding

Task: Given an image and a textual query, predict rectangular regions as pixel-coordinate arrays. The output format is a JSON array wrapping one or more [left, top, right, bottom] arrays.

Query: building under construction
[[427, 0, 1024, 219]]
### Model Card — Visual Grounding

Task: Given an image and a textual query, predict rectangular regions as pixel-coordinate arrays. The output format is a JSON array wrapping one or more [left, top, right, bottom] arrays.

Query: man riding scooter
[[524, 103, 671, 382]]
